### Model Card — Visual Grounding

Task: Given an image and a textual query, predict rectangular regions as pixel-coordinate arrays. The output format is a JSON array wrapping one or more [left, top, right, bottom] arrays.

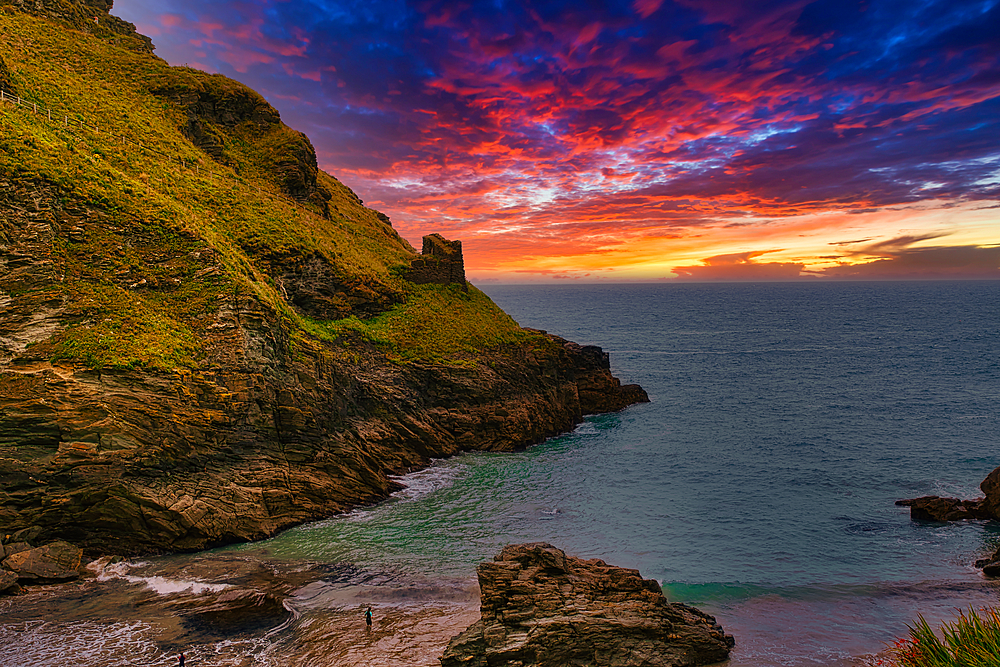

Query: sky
[[111, 0, 1000, 282]]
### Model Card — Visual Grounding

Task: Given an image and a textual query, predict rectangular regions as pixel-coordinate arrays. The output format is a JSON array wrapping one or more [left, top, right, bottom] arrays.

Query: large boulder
[[440, 543, 733, 667], [980, 467, 1000, 518], [0, 569, 18, 594], [897, 465, 1000, 577], [894, 496, 992, 521], [2, 541, 82, 581], [896, 465, 1000, 522]]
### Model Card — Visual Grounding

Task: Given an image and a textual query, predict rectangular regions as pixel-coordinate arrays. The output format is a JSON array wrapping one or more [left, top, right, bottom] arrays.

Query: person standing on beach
[[365, 607, 372, 629]]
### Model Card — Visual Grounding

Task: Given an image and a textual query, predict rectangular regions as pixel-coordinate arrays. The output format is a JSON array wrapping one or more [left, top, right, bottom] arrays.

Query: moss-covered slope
[[0, 3, 648, 555]]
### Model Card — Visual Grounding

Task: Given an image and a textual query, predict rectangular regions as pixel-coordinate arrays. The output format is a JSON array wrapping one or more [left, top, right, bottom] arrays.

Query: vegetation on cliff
[[0, 6, 527, 370], [0, 2, 647, 557]]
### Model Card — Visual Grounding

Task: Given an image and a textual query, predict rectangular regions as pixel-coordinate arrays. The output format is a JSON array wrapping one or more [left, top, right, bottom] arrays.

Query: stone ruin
[[405, 233, 467, 291]]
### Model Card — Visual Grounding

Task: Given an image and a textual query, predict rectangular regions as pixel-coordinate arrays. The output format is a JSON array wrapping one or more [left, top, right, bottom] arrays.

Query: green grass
[[886, 608, 1000, 667], [303, 283, 535, 365], [0, 8, 529, 370]]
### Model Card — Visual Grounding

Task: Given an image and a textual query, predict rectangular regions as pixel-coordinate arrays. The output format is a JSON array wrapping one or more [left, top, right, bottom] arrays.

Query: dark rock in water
[[979, 467, 1000, 519], [898, 465, 1000, 576], [153, 556, 330, 636], [979, 559, 1000, 577], [2, 541, 82, 581], [894, 496, 991, 521], [897, 465, 1000, 524], [440, 543, 733, 667]]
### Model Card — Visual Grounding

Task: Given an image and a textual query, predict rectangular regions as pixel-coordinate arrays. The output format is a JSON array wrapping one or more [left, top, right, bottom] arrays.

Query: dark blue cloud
[[111, 0, 1000, 272]]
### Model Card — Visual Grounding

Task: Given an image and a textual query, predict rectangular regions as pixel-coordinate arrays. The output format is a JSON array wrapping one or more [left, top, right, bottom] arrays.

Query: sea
[[1, 281, 999, 666]]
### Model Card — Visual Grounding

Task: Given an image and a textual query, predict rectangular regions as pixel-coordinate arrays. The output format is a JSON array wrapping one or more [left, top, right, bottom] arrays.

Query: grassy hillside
[[0, 7, 530, 370]]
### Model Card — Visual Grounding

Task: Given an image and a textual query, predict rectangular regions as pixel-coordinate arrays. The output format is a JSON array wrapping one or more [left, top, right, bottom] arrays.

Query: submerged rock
[[440, 543, 733, 667]]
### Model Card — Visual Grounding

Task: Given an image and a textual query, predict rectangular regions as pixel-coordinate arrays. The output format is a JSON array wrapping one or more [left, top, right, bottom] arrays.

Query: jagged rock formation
[[406, 234, 468, 291], [440, 543, 734, 667], [0, 181, 648, 556], [150, 69, 334, 217], [897, 466, 1000, 575], [0, 3, 649, 557], [896, 466, 1000, 522]]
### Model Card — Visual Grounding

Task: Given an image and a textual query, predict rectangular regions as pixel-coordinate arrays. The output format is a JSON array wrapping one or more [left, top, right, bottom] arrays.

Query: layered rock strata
[[0, 184, 648, 555], [406, 234, 468, 291], [0, 326, 647, 555], [0, 527, 84, 594], [440, 543, 734, 667]]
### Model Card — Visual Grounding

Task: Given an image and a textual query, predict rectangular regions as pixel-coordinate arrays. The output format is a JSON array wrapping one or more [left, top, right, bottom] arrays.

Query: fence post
[[48, 108, 51, 121], [0, 89, 4, 102]]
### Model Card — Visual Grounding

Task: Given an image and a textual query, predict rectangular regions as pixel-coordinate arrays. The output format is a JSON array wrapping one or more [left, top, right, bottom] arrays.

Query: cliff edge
[[0, 4, 648, 555]]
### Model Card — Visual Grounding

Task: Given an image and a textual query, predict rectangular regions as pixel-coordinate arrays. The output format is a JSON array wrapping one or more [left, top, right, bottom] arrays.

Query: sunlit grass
[[0, 10, 523, 369], [303, 283, 537, 365], [885, 608, 1000, 667]]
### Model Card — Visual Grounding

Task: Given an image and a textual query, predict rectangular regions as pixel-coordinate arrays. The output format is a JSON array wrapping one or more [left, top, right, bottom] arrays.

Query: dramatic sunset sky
[[113, 0, 999, 281]]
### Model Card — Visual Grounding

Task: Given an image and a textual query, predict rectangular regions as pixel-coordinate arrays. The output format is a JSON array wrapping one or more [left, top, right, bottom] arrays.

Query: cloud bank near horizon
[[114, 0, 1000, 280]]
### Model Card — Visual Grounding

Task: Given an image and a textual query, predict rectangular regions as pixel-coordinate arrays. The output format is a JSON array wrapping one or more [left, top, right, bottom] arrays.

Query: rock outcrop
[[0, 533, 85, 594], [150, 68, 334, 217], [0, 8, 649, 559], [896, 465, 1000, 522], [406, 234, 468, 291], [894, 496, 992, 522], [440, 543, 733, 667], [897, 465, 1000, 575], [2, 540, 82, 581]]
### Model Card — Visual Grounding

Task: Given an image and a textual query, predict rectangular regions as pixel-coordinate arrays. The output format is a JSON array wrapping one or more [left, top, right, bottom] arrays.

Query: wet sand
[[0, 554, 481, 667]]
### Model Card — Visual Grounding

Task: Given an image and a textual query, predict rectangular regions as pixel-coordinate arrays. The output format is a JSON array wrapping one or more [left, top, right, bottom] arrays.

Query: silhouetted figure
[[365, 607, 372, 629], [179, 652, 185, 667]]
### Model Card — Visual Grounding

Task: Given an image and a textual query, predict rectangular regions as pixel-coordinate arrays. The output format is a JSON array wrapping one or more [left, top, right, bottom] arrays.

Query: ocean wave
[[388, 462, 467, 503], [87, 558, 230, 596]]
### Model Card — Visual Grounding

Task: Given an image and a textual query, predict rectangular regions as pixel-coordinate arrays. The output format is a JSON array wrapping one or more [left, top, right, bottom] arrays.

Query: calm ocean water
[[2, 281, 999, 666]]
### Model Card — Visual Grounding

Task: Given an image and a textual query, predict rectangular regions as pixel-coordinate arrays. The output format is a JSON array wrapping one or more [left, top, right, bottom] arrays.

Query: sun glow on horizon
[[113, 0, 1000, 281]]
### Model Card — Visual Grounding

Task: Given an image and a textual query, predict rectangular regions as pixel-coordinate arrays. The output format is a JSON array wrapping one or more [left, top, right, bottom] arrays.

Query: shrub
[[889, 608, 1000, 667]]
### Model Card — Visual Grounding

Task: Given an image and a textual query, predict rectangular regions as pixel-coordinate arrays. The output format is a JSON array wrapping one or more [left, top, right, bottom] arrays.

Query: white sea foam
[[389, 462, 466, 502], [87, 557, 230, 595], [0, 620, 165, 667], [299, 461, 468, 529]]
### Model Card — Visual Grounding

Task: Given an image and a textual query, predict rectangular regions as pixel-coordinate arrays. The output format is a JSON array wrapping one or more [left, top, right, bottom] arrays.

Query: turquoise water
[[7, 281, 996, 666], [228, 280, 1000, 664]]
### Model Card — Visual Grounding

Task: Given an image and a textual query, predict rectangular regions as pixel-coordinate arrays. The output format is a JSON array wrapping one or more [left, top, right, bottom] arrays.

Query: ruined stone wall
[[405, 233, 467, 291]]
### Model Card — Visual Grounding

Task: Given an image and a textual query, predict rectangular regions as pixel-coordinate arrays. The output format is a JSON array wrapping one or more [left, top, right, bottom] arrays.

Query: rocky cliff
[[0, 4, 648, 556], [440, 543, 734, 667]]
